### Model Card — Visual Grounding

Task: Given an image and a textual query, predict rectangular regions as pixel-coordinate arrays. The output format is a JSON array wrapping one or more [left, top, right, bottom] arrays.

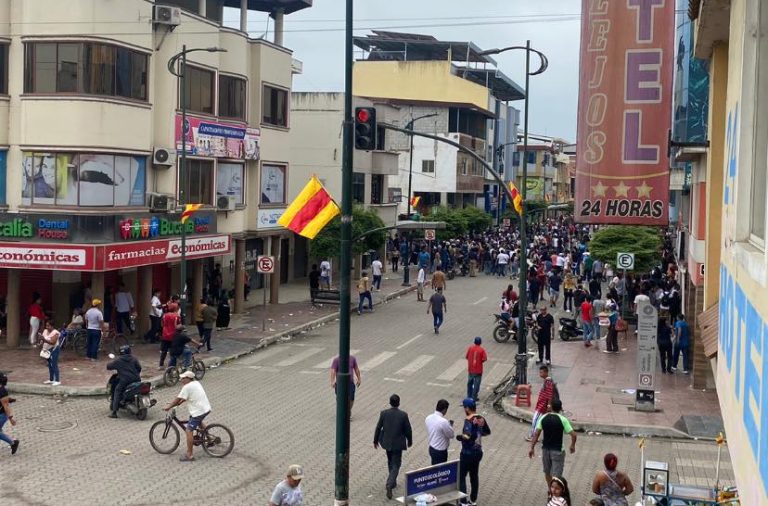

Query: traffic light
[[354, 107, 377, 150]]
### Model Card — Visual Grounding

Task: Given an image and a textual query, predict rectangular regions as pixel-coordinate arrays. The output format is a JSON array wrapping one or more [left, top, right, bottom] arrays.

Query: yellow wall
[[353, 60, 490, 112], [716, 1, 768, 505], [704, 43, 727, 309]]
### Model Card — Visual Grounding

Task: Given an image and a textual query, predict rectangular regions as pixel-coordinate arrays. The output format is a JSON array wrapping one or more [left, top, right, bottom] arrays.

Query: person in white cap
[[269, 464, 304, 506], [163, 371, 211, 462]]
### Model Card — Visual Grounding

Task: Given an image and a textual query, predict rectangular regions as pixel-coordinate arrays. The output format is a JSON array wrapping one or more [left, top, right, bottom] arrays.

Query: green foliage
[[457, 206, 493, 234], [428, 206, 469, 240], [589, 226, 662, 273], [309, 205, 387, 260]]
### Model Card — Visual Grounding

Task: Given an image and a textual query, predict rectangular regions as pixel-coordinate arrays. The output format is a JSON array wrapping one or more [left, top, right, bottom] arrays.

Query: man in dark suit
[[373, 394, 413, 499]]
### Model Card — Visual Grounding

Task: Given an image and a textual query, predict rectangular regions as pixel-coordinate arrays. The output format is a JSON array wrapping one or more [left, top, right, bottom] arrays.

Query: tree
[[458, 206, 493, 234], [428, 206, 469, 240], [589, 226, 662, 274], [309, 205, 387, 260]]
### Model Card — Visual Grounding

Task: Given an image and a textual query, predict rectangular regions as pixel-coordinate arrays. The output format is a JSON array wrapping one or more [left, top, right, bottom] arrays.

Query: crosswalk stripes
[[311, 349, 360, 369], [359, 351, 397, 371], [435, 359, 467, 382], [238, 344, 294, 365], [483, 362, 514, 387], [395, 355, 434, 377], [274, 347, 324, 367]]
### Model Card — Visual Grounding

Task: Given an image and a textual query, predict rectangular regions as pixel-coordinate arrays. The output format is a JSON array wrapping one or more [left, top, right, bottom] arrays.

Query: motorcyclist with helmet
[[106, 345, 142, 418]]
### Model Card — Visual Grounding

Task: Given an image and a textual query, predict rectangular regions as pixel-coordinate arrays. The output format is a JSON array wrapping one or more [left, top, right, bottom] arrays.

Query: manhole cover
[[36, 421, 78, 433]]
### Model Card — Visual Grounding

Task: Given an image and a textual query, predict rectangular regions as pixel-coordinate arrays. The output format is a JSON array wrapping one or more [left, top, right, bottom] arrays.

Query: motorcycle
[[106, 372, 157, 420], [492, 311, 538, 344], [558, 317, 583, 341]]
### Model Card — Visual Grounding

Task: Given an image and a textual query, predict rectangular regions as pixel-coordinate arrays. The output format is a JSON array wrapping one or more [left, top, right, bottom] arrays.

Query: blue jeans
[[201, 328, 213, 350], [358, 291, 373, 313], [673, 343, 690, 370], [467, 373, 482, 400], [582, 321, 593, 342], [47, 346, 61, 382], [169, 346, 193, 368], [497, 264, 506, 277], [0, 413, 13, 445], [86, 329, 101, 359], [433, 312, 444, 330]]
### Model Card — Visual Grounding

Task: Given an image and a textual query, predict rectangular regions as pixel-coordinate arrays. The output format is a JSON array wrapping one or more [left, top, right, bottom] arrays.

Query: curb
[[499, 397, 704, 440], [9, 285, 416, 397]]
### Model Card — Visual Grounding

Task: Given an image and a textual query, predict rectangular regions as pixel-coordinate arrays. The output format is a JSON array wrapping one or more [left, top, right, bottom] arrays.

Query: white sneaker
[[683, 370, 690, 374], [51, 381, 61, 386], [43, 380, 53, 385]]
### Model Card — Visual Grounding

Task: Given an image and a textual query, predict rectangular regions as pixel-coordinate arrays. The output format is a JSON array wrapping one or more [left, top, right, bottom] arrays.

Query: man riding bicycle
[[168, 324, 203, 370], [164, 370, 211, 462]]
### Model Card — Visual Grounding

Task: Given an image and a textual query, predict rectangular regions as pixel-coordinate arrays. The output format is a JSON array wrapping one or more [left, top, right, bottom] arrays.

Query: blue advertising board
[[405, 460, 459, 497]]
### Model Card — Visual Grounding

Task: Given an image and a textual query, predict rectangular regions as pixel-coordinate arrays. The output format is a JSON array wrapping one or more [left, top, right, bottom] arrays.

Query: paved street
[[0, 273, 732, 505]]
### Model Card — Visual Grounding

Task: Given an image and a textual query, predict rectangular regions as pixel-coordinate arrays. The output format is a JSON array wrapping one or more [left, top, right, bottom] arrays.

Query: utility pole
[[334, 0, 353, 503]]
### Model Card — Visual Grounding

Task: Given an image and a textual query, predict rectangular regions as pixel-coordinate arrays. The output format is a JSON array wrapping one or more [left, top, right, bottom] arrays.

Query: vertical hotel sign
[[575, 0, 674, 224]]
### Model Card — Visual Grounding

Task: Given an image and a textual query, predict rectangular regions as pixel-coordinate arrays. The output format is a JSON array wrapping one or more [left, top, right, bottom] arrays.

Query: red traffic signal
[[354, 107, 377, 150]]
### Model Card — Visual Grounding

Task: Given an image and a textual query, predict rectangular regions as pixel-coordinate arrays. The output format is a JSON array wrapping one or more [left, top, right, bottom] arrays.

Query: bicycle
[[163, 348, 206, 386], [149, 408, 234, 458], [100, 327, 130, 355]]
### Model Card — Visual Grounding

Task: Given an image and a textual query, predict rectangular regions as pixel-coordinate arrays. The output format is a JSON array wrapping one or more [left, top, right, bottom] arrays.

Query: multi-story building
[[512, 139, 559, 203], [0, 0, 312, 344], [686, 0, 768, 503], [351, 31, 524, 216]]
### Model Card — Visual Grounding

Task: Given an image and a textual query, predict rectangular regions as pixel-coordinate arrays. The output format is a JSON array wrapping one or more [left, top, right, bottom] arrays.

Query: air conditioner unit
[[152, 147, 175, 166], [148, 193, 173, 212], [216, 195, 236, 211], [153, 5, 181, 26]]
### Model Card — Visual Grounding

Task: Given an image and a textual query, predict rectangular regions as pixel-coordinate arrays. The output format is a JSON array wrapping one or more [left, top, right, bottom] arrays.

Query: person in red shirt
[[28, 294, 45, 346], [580, 295, 594, 347], [527, 365, 555, 441], [465, 337, 487, 401], [160, 303, 181, 369]]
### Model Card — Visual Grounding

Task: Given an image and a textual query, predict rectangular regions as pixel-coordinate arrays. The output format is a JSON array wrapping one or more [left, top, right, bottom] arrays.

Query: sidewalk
[[0, 272, 412, 396], [500, 328, 724, 439]]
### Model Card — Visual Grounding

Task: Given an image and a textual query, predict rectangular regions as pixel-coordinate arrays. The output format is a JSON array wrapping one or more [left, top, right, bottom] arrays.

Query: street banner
[[175, 115, 260, 160], [575, 0, 674, 225]]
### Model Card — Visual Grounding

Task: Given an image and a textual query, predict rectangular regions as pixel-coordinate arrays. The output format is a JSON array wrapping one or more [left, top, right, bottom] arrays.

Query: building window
[[543, 153, 551, 166], [371, 174, 384, 204], [24, 42, 147, 100], [260, 163, 286, 204], [376, 125, 386, 150], [183, 66, 214, 115], [0, 151, 6, 204], [513, 151, 520, 166], [21, 152, 146, 207], [184, 159, 214, 205], [219, 75, 246, 121], [262, 84, 288, 127], [460, 159, 468, 176], [352, 172, 365, 203], [422, 160, 435, 173], [216, 162, 244, 205], [0, 44, 8, 95], [527, 151, 536, 164], [750, 0, 768, 245]]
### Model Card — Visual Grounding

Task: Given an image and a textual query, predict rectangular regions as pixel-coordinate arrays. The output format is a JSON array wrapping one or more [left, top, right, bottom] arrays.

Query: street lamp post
[[402, 113, 437, 286], [167, 45, 226, 321], [480, 40, 548, 387]]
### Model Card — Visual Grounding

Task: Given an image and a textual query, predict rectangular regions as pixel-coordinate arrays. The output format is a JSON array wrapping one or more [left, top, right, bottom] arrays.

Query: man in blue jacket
[[457, 398, 491, 505]]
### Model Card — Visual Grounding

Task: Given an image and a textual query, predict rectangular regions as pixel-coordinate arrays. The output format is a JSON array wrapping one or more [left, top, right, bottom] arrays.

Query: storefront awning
[[698, 303, 719, 358]]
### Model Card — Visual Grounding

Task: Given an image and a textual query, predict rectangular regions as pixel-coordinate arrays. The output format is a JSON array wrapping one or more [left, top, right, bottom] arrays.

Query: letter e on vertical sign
[[575, 0, 673, 225]]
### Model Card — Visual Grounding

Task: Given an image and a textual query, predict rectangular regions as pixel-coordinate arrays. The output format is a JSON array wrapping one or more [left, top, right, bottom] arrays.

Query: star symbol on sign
[[592, 181, 608, 197], [636, 181, 653, 198], [613, 181, 630, 198]]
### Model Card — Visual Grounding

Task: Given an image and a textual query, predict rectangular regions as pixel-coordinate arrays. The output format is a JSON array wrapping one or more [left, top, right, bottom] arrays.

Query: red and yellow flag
[[410, 196, 421, 207], [180, 203, 203, 224], [278, 176, 340, 239], [508, 182, 523, 215]]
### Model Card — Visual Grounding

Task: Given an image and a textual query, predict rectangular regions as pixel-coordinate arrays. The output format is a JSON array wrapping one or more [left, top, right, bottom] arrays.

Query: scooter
[[106, 372, 157, 420], [558, 317, 583, 341]]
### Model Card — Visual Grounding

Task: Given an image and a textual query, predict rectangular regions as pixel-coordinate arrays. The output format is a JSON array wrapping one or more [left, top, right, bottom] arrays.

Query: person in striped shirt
[[526, 365, 556, 441]]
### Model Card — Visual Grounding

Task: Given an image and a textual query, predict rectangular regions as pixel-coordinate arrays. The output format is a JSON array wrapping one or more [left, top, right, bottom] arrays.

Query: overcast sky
[[226, 0, 581, 140]]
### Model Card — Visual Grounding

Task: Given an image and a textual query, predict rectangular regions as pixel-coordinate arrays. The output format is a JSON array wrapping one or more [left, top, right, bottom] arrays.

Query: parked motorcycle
[[558, 317, 583, 341], [106, 372, 157, 420]]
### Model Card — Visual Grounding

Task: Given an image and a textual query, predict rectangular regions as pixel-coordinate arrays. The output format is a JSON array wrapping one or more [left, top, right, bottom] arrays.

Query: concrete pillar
[[234, 239, 246, 313], [6, 269, 19, 347], [239, 0, 248, 32], [137, 266, 152, 336], [198, 0, 206, 17], [270, 235, 280, 304], [273, 8, 285, 46]]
